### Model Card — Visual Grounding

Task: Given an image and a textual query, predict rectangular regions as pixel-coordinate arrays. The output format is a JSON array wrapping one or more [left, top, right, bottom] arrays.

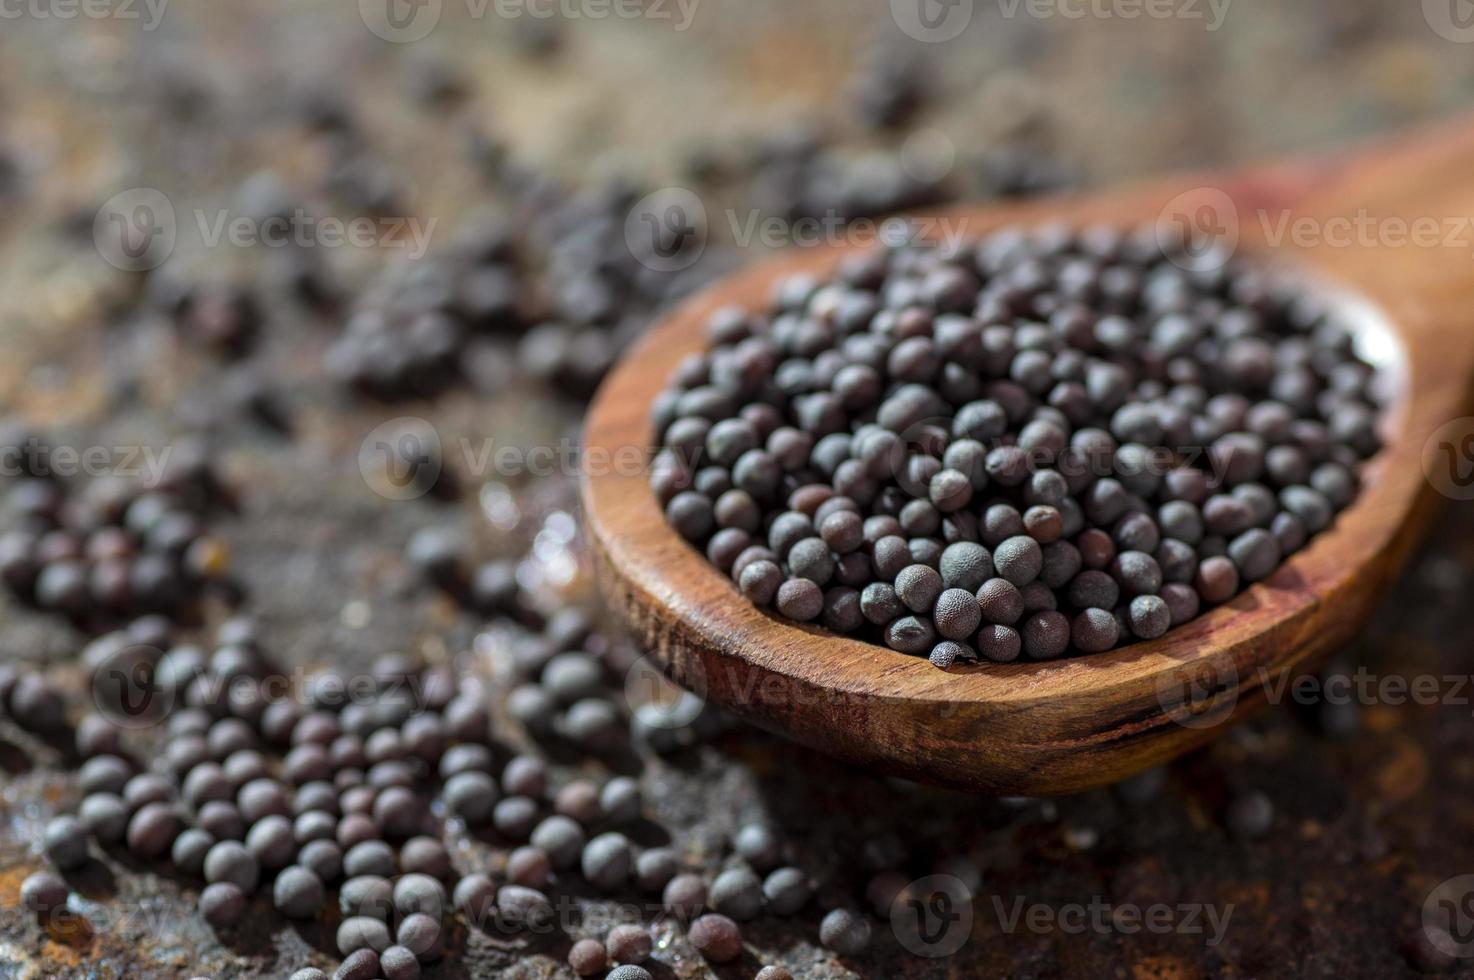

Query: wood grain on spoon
[[581, 118, 1474, 794]]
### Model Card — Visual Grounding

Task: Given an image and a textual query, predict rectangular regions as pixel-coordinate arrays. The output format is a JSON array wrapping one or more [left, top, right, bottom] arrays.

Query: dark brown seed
[[127, 802, 182, 859], [333, 949, 381, 980], [1128, 595, 1171, 640], [932, 588, 981, 640], [819, 908, 871, 955], [273, 865, 326, 919], [976, 625, 1022, 663], [606, 923, 653, 963], [380, 946, 421, 980], [1072, 608, 1120, 654], [1194, 556, 1240, 604], [569, 937, 607, 975], [21, 871, 68, 915], [496, 884, 554, 929], [774, 578, 822, 621], [247, 814, 295, 869], [396, 912, 442, 958], [1021, 611, 1071, 660], [44, 815, 90, 869], [663, 873, 707, 921], [338, 915, 393, 955], [688, 913, 743, 963], [205, 840, 260, 892], [200, 882, 246, 928], [976, 578, 1025, 625]]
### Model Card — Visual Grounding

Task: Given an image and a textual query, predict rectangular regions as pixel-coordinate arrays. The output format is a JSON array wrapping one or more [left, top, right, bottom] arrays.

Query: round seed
[[399, 837, 451, 879], [79, 793, 130, 843], [581, 832, 633, 891], [247, 814, 295, 869], [635, 847, 679, 892], [396, 912, 442, 959], [555, 780, 602, 824], [205, 840, 260, 892], [976, 578, 1024, 625], [443, 771, 498, 825], [710, 867, 763, 921], [939, 542, 993, 592], [1228, 528, 1282, 582], [739, 560, 783, 606], [21, 871, 68, 916], [338, 915, 393, 955], [44, 815, 90, 869], [380, 946, 421, 980], [606, 968, 654, 980], [274, 865, 325, 919], [340, 875, 393, 920], [1226, 790, 1274, 839], [1021, 611, 1071, 660], [500, 756, 547, 797], [819, 908, 872, 956], [932, 588, 981, 640], [569, 937, 607, 976], [688, 913, 743, 963], [1128, 595, 1172, 640], [372, 786, 423, 839], [171, 827, 215, 876], [993, 536, 1043, 587], [762, 867, 811, 915], [663, 872, 708, 921], [496, 884, 554, 929], [127, 802, 181, 859], [299, 839, 343, 883], [530, 815, 586, 869], [199, 882, 246, 928], [1072, 608, 1121, 653], [734, 823, 783, 870], [344, 840, 397, 878], [333, 950, 380, 980], [976, 625, 1022, 663], [453, 873, 496, 925], [507, 845, 552, 888], [774, 578, 823, 621], [599, 777, 642, 822], [1194, 556, 1240, 604], [493, 796, 540, 839], [393, 873, 447, 919], [894, 564, 943, 613], [606, 923, 653, 963]]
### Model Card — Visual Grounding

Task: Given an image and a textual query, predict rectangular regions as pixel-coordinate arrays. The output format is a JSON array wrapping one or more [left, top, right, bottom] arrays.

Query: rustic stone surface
[[0, 3, 1471, 979]]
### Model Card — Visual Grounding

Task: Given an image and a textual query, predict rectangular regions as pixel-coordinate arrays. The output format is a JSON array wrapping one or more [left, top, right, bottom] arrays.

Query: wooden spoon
[[581, 118, 1474, 795]]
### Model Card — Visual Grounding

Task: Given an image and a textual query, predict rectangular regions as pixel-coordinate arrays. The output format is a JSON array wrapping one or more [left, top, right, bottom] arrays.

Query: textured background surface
[[1, 2, 1473, 977]]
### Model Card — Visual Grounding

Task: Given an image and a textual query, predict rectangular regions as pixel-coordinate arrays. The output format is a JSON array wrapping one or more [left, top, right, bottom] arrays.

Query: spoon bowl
[[582, 119, 1474, 794]]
